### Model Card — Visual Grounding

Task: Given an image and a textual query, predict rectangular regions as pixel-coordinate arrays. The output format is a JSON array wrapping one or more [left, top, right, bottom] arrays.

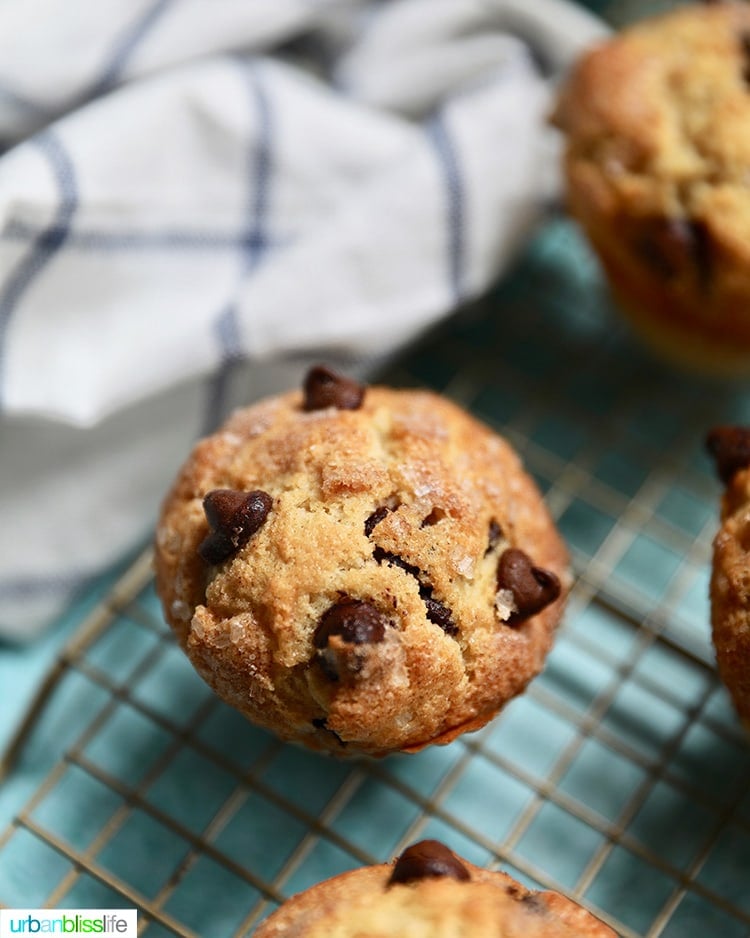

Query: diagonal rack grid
[[2, 219, 750, 938]]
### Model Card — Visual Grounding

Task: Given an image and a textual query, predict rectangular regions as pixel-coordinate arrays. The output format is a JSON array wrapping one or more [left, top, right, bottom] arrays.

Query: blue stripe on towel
[[3, 220, 280, 255], [245, 74, 273, 261], [0, 0, 173, 155], [0, 132, 78, 404], [203, 63, 274, 432], [0, 81, 52, 120], [427, 111, 466, 305], [90, 0, 176, 97]]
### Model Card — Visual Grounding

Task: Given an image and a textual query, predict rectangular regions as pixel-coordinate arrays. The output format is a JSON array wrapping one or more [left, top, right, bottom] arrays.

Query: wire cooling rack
[[2, 216, 750, 937]]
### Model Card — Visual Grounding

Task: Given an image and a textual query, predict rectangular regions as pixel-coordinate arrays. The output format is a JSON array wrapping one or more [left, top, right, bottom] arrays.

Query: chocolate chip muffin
[[154, 366, 569, 756], [254, 840, 616, 937], [552, 2, 750, 374], [706, 425, 750, 727]]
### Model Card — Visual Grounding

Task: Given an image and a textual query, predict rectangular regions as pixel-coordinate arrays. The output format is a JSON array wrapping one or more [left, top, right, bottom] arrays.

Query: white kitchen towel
[[0, 0, 608, 640]]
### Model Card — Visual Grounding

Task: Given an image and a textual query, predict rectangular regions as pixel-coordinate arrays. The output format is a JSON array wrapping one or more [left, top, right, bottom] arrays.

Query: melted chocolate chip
[[364, 506, 390, 537], [706, 426, 750, 483], [314, 598, 388, 648], [198, 489, 272, 565], [691, 218, 713, 290], [302, 365, 364, 411], [740, 32, 750, 86], [634, 216, 711, 289], [388, 841, 470, 886], [374, 549, 457, 635], [317, 652, 340, 682], [421, 592, 457, 636], [312, 717, 347, 747], [485, 519, 503, 555], [504, 882, 526, 901], [520, 892, 548, 915], [373, 547, 421, 579], [496, 548, 561, 626]]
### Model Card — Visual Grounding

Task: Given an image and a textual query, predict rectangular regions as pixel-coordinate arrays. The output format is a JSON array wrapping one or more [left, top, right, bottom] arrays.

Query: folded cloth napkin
[[0, 0, 607, 641]]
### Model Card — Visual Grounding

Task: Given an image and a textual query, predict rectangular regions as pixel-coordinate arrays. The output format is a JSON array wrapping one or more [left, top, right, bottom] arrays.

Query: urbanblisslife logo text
[[0, 910, 137, 937]]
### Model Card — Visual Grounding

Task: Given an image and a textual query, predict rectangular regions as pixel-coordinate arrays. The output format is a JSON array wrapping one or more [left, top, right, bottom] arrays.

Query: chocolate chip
[[312, 717, 347, 747], [388, 841, 470, 886], [198, 489, 273, 565], [706, 426, 750, 483], [634, 218, 688, 278], [740, 32, 750, 86], [634, 217, 711, 289], [373, 547, 421, 579], [314, 598, 388, 648], [316, 653, 340, 682], [421, 592, 457, 636], [364, 506, 390, 537], [374, 549, 457, 635], [485, 519, 503, 555], [690, 219, 713, 290], [302, 365, 364, 411], [313, 599, 389, 683], [496, 548, 561, 625], [520, 893, 548, 914]]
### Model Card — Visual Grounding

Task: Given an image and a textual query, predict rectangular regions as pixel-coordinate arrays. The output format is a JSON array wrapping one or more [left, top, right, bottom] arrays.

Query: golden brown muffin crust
[[553, 3, 750, 371], [254, 841, 616, 938], [707, 426, 750, 727], [155, 374, 569, 755]]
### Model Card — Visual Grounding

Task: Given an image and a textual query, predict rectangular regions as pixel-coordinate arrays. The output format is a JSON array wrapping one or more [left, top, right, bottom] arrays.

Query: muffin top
[[255, 840, 616, 937], [154, 368, 569, 755], [553, 2, 750, 265]]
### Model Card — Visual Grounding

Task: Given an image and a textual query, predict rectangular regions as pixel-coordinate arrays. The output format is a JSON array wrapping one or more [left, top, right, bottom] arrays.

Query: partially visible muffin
[[706, 425, 750, 727], [255, 839, 617, 937], [154, 366, 569, 756], [553, 2, 750, 374]]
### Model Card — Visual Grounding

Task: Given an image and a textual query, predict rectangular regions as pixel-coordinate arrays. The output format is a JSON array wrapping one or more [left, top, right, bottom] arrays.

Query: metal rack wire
[[2, 217, 750, 937]]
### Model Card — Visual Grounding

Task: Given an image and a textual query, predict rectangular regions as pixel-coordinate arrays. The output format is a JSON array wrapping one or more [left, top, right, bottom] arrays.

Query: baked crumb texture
[[707, 426, 750, 729], [254, 839, 617, 937], [553, 2, 750, 373], [155, 371, 569, 756]]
